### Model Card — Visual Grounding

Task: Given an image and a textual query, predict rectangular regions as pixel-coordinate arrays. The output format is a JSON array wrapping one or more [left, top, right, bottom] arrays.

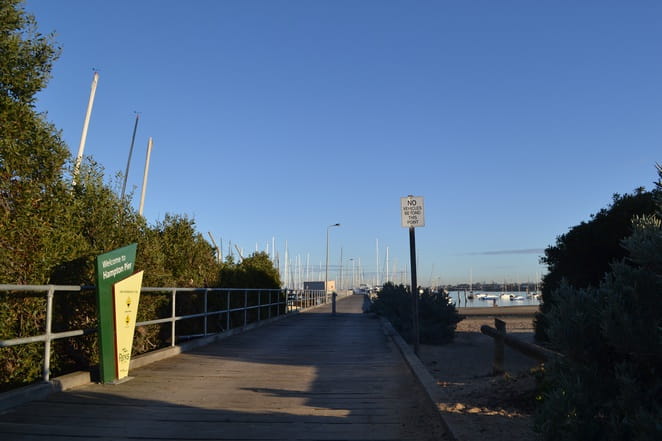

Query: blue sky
[[26, 0, 661, 285]]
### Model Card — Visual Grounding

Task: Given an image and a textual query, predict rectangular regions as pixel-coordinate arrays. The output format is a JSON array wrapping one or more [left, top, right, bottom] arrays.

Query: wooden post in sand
[[493, 318, 506, 375]]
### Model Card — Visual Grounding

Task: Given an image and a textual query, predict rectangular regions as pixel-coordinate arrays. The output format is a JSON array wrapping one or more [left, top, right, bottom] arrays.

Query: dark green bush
[[535, 168, 662, 441], [535, 189, 657, 342], [372, 283, 462, 344]]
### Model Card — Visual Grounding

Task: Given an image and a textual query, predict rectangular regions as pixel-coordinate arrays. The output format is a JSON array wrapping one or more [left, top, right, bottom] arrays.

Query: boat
[[500, 281, 510, 298]]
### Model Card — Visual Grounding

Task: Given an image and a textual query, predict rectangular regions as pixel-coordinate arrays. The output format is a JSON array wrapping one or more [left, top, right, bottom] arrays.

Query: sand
[[418, 306, 541, 441]]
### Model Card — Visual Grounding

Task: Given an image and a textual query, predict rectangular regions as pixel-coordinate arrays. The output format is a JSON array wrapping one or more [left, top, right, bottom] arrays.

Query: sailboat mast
[[284, 241, 288, 288], [121, 112, 140, 200], [386, 247, 389, 283], [138, 137, 153, 216], [73, 71, 99, 185], [375, 239, 379, 287]]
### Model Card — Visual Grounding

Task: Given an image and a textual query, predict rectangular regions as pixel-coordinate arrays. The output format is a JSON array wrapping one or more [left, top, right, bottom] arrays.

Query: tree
[[0, 0, 286, 391], [0, 0, 72, 390], [153, 214, 220, 287], [49, 161, 149, 285], [535, 166, 662, 440], [0, 0, 71, 284], [220, 252, 281, 289], [535, 188, 658, 341]]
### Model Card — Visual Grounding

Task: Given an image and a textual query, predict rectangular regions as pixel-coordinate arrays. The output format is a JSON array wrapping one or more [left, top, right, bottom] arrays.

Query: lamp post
[[325, 223, 340, 314], [349, 258, 355, 292]]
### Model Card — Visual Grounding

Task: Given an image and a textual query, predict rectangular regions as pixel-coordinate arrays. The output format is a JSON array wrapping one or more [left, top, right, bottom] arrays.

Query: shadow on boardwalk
[[0, 296, 448, 440]]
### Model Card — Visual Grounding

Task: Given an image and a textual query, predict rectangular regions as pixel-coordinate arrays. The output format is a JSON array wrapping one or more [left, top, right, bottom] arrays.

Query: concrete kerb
[[379, 316, 460, 441], [0, 307, 308, 413]]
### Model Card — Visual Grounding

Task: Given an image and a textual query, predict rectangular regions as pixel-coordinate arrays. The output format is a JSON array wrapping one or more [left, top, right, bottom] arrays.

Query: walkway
[[0, 295, 448, 440]]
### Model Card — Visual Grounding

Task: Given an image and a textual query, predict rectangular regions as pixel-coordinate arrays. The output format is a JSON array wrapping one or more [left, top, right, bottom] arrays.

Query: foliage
[[535, 166, 662, 441], [535, 188, 658, 342], [0, 0, 70, 285], [0, 0, 285, 391], [372, 283, 462, 344], [153, 213, 221, 287], [371, 283, 414, 338], [220, 252, 281, 289], [419, 288, 464, 344], [0, 0, 72, 389]]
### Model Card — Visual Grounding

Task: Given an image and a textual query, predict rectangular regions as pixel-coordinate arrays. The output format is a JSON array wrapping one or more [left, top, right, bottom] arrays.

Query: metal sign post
[[401, 195, 425, 355]]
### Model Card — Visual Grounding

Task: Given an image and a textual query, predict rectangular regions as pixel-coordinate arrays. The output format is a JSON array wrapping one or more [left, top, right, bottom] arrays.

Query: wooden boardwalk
[[0, 295, 448, 440]]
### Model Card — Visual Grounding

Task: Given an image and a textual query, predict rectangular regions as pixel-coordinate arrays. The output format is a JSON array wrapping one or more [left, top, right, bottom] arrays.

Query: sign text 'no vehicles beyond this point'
[[401, 196, 425, 228]]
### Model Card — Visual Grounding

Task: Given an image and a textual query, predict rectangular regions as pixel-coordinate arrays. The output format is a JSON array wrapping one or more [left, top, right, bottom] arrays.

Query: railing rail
[[480, 318, 562, 374], [0, 284, 328, 383]]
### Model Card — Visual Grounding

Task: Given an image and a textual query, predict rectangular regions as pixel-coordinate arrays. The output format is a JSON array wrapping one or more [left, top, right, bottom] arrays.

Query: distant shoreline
[[457, 305, 538, 317]]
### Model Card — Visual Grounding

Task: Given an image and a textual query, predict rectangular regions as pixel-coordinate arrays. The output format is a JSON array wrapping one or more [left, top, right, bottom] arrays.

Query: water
[[447, 290, 541, 308]]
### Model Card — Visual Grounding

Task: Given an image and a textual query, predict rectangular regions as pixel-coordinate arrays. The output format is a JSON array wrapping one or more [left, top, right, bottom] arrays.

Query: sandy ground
[[418, 306, 541, 441]]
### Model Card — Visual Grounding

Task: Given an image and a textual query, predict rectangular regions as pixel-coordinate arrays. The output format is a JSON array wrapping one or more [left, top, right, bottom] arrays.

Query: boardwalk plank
[[0, 296, 447, 441]]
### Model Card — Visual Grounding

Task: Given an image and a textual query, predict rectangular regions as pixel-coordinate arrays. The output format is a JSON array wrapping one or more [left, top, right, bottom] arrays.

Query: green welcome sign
[[95, 243, 137, 383]]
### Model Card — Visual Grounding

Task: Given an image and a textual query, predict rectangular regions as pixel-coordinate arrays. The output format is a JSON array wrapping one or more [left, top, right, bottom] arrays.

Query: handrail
[[1, 284, 327, 383]]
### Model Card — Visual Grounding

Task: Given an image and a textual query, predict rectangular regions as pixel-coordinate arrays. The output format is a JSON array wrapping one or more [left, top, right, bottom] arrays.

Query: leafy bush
[[0, 1, 283, 391], [220, 252, 281, 289], [372, 283, 462, 344], [535, 168, 662, 441], [535, 189, 657, 342]]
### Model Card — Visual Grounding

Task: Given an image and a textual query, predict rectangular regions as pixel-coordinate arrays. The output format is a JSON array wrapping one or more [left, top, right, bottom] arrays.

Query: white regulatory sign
[[401, 196, 425, 228]]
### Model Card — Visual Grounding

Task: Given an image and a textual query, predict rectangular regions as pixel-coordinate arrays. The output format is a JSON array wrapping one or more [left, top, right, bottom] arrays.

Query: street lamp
[[325, 223, 340, 313], [349, 258, 355, 292]]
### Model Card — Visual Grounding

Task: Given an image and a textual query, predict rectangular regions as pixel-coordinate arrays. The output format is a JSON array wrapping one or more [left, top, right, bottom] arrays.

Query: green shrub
[[372, 283, 462, 344], [535, 189, 657, 342], [535, 168, 662, 441], [0, 0, 285, 392]]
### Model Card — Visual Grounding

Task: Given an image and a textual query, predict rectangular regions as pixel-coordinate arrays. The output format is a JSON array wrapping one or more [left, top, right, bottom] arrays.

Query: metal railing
[[0, 284, 328, 382]]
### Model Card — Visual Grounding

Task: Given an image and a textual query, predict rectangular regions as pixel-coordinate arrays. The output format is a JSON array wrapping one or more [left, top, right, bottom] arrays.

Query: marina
[[448, 290, 542, 308]]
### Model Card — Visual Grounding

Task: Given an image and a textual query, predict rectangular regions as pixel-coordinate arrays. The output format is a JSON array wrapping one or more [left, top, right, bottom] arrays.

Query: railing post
[[43, 286, 55, 382], [171, 289, 177, 346], [493, 318, 506, 375], [226, 290, 230, 331], [268, 291, 272, 319], [244, 290, 248, 327], [257, 290, 261, 322], [204, 289, 208, 336]]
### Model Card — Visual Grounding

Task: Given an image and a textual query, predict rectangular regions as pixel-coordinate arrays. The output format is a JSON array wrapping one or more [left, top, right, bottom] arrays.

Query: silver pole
[[73, 72, 99, 185], [325, 230, 330, 293], [138, 137, 153, 216], [350, 258, 355, 290], [325, 223, 340, 313], [339, 247, 343, 291]]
